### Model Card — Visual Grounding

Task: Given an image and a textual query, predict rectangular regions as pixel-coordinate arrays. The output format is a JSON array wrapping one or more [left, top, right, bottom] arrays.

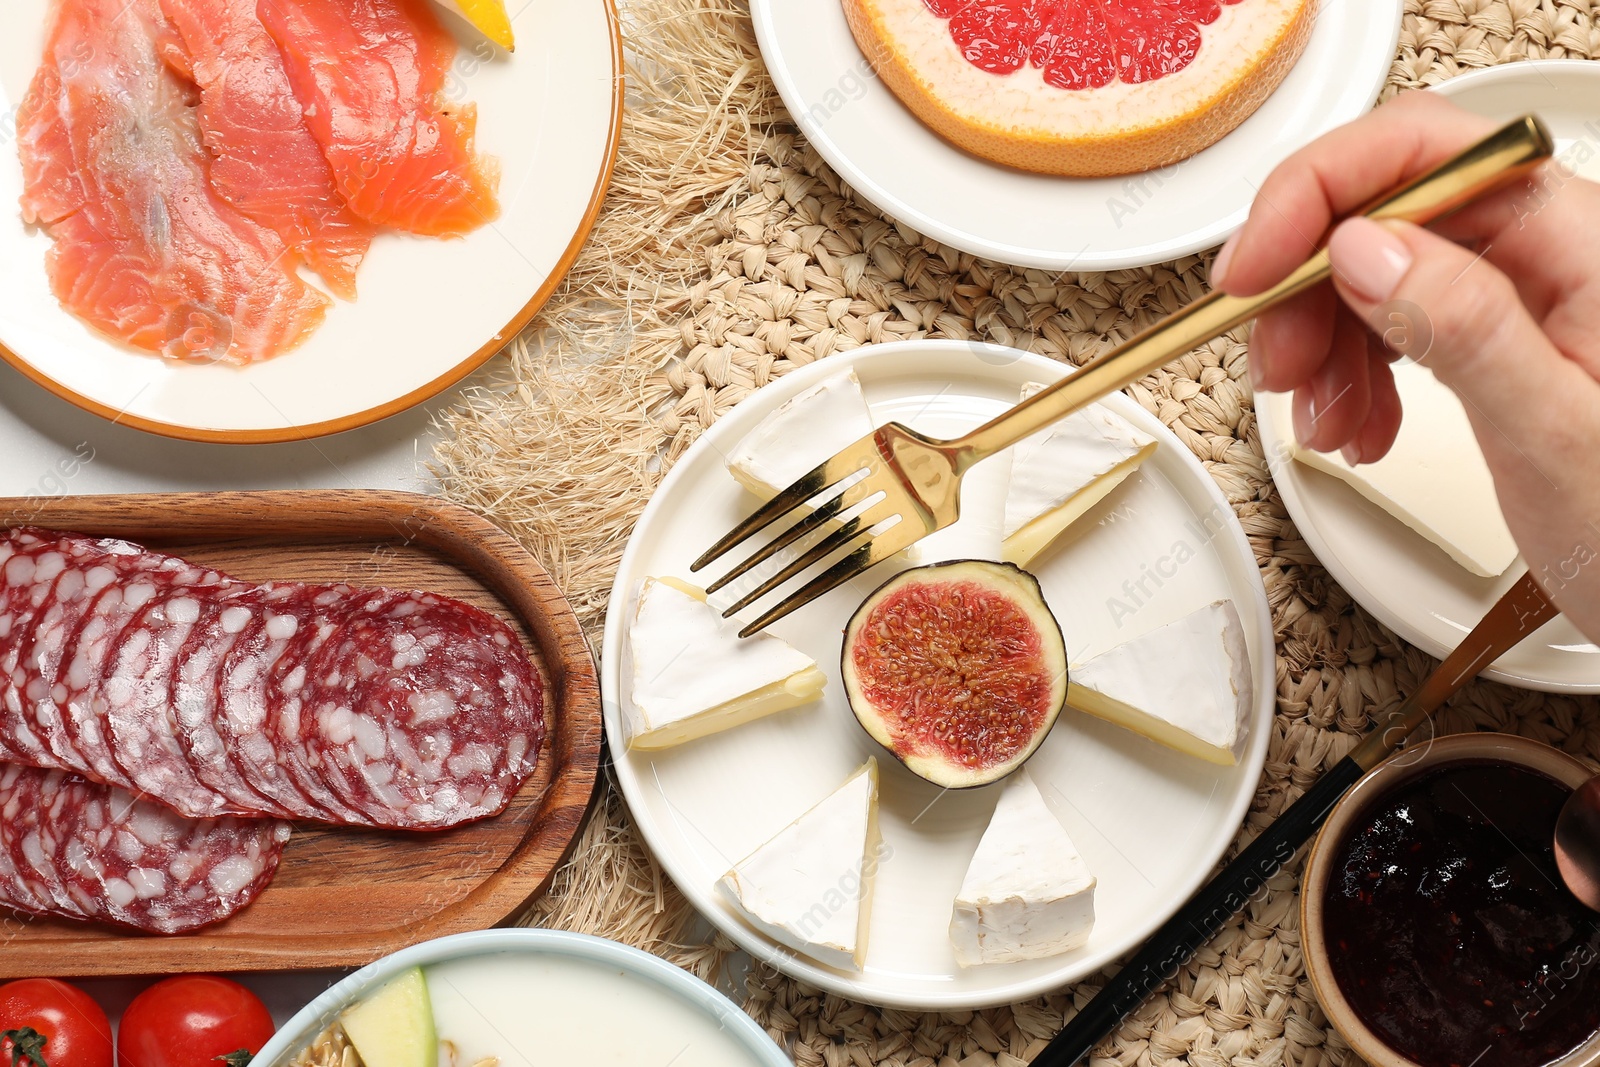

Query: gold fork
[[692, 115, 1554, 637]]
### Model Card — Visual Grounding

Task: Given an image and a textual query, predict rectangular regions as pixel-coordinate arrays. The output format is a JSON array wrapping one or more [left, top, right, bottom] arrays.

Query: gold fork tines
[[692, 116, 1555, 636]]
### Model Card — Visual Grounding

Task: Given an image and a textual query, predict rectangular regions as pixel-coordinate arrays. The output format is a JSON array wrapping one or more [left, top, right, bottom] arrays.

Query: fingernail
[[1293, 388, 1317, 449], [1328, 218, 1413, 304], [1341, 441, 1362, 466], [1247, 326, 1267, 390], [1212, 232, 1240, 289], [1248, 355, 1266, 391]]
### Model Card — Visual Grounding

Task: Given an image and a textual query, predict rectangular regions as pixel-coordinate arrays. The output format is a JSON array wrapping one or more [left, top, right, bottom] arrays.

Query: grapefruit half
[[843, 0, 1316, 176]]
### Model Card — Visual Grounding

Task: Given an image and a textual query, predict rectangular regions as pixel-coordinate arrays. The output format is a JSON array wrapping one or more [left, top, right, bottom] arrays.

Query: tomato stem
[[216, 1050, 253, 1067], [2, 1028, 48, 1067]]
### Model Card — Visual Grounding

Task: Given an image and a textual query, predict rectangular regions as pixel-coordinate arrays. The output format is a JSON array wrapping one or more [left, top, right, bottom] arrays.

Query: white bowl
[[252, 929, 790, 1067]]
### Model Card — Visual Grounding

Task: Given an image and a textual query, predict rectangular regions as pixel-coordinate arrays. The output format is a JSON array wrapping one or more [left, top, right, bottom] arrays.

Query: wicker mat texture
[[430, 0, 1600, 1063]]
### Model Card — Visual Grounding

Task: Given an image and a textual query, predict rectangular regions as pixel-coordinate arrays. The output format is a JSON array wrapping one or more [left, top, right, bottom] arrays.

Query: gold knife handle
[[950, 115, 1556, 466], [1348, 570, 1560, 770]]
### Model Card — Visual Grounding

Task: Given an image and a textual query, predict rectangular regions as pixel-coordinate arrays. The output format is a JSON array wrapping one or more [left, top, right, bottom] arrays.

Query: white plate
[[252, 929, 790, 1067], [0, 0, 621, 443], [1255, 62, 1600, 693], [600, 340, 1275, 1009], [750, 0, 1399, 270]]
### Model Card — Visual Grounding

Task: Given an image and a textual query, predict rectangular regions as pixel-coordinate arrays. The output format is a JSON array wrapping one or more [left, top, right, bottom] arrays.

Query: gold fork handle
[[947, 114, 1555, 468]]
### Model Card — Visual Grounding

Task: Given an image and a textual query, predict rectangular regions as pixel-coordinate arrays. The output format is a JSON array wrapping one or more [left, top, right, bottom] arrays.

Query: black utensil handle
[[1030, 754, 1367, 1067]]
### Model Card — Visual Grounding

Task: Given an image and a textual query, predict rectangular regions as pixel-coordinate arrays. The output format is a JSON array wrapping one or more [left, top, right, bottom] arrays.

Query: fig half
[[841, 559, 1068, 789]]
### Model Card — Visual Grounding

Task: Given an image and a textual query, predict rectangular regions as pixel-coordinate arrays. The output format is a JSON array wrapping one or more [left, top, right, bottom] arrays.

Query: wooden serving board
[[0, 490, 602, 976]]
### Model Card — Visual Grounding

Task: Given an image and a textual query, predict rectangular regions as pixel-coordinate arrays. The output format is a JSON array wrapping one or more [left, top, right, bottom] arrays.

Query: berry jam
[[1324, 762, 1600, 1067]]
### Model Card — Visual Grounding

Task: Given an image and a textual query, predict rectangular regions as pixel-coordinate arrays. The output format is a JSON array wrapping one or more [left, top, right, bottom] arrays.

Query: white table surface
[[0, 358, 457, 498]]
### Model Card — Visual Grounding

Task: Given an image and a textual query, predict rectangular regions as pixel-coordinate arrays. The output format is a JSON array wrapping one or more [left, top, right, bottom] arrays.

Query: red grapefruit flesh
[[843, 0, 1315, 175], [842, 560, 1067, 789]]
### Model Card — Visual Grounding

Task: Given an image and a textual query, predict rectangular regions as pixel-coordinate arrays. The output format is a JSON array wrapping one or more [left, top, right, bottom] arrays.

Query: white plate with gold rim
[[0, 0, 620, 444], [601, 339, 1274, 1009], [1255, 63, 1600, 693], [750, 0, 1400, 270]]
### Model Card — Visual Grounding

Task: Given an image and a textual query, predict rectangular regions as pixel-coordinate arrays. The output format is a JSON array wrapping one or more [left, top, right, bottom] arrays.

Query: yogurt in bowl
[[254, 929, 789, 1067]]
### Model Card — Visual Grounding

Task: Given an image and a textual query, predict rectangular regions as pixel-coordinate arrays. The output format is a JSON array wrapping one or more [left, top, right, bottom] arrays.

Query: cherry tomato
[[117, 977, 275, 1067], [0, 978, 113, 1067]]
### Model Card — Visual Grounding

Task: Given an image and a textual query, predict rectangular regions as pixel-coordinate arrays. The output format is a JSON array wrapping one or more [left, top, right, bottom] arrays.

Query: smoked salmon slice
[[159, 0, 376, 300], [257, 0, 502, 238], [17, 0, 327, 364]]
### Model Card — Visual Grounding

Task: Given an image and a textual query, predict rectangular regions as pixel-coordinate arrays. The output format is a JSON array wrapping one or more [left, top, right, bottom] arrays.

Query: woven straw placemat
[[432, 1, 1600, 1063]]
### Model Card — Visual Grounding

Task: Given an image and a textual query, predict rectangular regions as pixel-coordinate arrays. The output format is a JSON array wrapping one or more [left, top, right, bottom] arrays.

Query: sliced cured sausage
[[103, 587, 238, 817], [172, 596, 293, 817], [0, 765, 291, 933], [255, 585, 373, 824], [296, 590, 544, 829], [0, 528, 544, 830], [214, 586, 357, 822]]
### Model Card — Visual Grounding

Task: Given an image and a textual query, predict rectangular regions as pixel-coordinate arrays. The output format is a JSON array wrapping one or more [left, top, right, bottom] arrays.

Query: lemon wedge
[[434, 0, 515, 51]]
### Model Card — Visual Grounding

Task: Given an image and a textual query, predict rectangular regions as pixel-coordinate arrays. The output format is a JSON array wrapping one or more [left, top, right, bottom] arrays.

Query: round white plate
[[1255, 62, 1600, 693], [0, 0, 621, 443], [601, 340, 1275, 1009], [253, 929, 790, 1067], [750, 0, 1399, 270]]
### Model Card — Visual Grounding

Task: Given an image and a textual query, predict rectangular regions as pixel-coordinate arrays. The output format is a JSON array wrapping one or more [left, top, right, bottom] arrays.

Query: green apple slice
[[340, 966, 437, 1067]]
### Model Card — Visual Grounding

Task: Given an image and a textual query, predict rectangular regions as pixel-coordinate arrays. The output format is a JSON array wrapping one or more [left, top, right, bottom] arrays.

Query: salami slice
[[0, 540, 38, 767], [257, 584, 372, 824], [1, 528, 545, 831], [23, 534, 225, 777], [298, 591, 544, 829], [31, 531, 235, 791], [0, 766, 46, 917], [56, 581, 161, 791], [0, 765, 291, 933], [0, 538, 72, 765], [172, 596, 293, 817], [212, 587, 349, 821], [7, 766, 86, 918], [20, 558, 107, 772], [102, 587, 238, 818], [0, 763, 59, 917]]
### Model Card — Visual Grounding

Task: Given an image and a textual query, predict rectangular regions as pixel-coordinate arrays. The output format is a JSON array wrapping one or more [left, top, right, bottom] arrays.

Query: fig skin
[[841, 559, 1068, 789]]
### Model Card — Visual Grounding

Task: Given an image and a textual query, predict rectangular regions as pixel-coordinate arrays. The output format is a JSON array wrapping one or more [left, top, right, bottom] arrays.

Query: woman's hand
[[1214, 91, 1600, 639]]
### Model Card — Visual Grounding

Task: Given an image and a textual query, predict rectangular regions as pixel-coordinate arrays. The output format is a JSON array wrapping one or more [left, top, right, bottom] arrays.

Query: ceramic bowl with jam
[[1302, 733, 1600, 1067]]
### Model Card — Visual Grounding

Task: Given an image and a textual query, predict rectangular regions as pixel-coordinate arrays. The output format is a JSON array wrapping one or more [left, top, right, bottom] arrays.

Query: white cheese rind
[[950, 770, 1095, 966], [726, 369, 877, 498], [1002, 384, 1157, 565], [1067, 599, 1251, 764], [626, 578, 825, 750], [717, 759, 882, 969], [1288, 362, 1517, 578]]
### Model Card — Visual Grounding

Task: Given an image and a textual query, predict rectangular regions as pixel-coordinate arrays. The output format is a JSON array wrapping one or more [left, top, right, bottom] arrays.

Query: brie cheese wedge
[[951, 770, 1095, 967], [1289, 362, 1517, 578], [625, 577, 826, 750], [1003, 383, 1157, 566], [726, 369, 876, 498], [718, 759, 883, 969], [1067, 599, 1252, 765]]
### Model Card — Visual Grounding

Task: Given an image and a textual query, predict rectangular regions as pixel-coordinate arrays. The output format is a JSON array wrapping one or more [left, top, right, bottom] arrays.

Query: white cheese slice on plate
[[1288, 361, 1517, 578], [1066, 599, 1251, 765], [950, 770, 1095, 967], [1002, 382, 1157, 566], [625, 577, 826, 750], [717, 759, 882, 970], [726, 368, 877, 498]]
